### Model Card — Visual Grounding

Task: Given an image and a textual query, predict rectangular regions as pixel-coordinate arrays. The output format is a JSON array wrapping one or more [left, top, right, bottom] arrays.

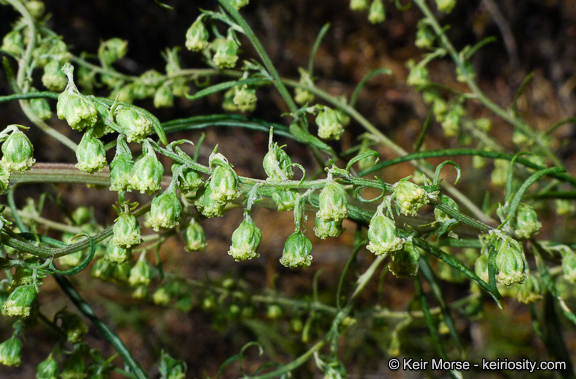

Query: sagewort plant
[[0, 0, 575, 377]]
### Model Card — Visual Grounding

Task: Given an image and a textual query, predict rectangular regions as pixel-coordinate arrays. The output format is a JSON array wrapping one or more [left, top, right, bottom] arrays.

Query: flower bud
[[415, 20, 435, 49], [272, 190, 299, 212], [184, 218, 207, 252], [109, 149, 133, 192], [228, 216, 262, 261], [368, 0, 385, 24], [267, 304, 283, 320], [213, 37, 239, 68], [233, 85, 257, 112], [75, 130, 106, 174], [0, 335, 22, 367], [263, 138, 293, 182], [147, 189, 182, 231], [61, 349, 85, 379], [106, 243, 133, 264], [153, 84, 174, 108], [153, 286, 171, 306], [516, 275, 542, 304], [556, 199, 575, 217], [514, 203, 541, 239], [316, 182, 348, 222], [231, 0, 249, 9], [57, 64, 98, 131], [441, 104, 465, 137], [1, 127, 35, 172], [110, 84, 135, 104], [194, 184, 226, 218], [3, 284, 37, 318], [389, 242, 421, 278], [316, 107, 344, 140], [490, 159, 509, 187], [172, 162, 203, 193], [560, 247, 576, 284], [114, 106, 154, 143], [57, 311, 88, 343], [26, 1, 46, 19], [132, 285, 148, 300], [208, 153, 238, 202], [222, 87, 239, 112], [113, 212, 142, 248], [30, 97, 52, 121], [366, 206, 403, 256], [279, 231, 313, 269], [130, 141, 164, 194], [42, 60, 68, 91], [91, 258, 114, 281], [393, 179, 429, 216], [350, 0, 369, 11], [435, 0, 456, 13], [112, 262, 131, 284], [129, 258, 152, 287], [37, 354, 59, 379], [186, 18, 209, 52], [1, 30, 24, 57], [490, 231, 527, 286], [0, 163, 10, 194], [314, 217, 345, 239], [406, 60, 429, 87], [97, 38, 128, 66]]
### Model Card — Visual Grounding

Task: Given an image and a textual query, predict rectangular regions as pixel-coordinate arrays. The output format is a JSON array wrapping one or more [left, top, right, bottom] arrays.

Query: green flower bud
[[456, 61, 475, 83], [233, 85, 257, 112], [514, 203, 541, 239], [350, 0, 369, 11], [30, 97, 52, 121], [267, 304, 283, 320], [2, 30, 24, 57], [57, 311, 88, 343], [184, 218, 207, 252], [222, 87, 239, 112], [172, 162, 203, 193], [435, 0, 456, 13], [3, 284, 37, 318], [42, 60, 68, 91], [147, 189, 181, 231], [194, 184, 226, 218], [130, 141, 164, 194], [230, 0, 249, 9], [434, 195, 459, 223], [316, 182, 348, 222], [272, 190, 299, 212], [57, 70, 98, 132], [280, 231, 313, 269], [314, 217, 345, 239], [558, 247, 576, 284], [212, 37, 239, 68], [154, 84, 174, 108], [110, 83, 135, 103], [490, 231, 527, 286], [129, 258, 152, 287], [75, 130, 106, 174], [109, 148, 134, 192], [406, 60, 429, 87], [98, 38, 128, 66], [37, 354, 59, 379], [263, 137, 293, 182], [112, 262, 131, 284], [556, 199, 575, 217], [185, 18, 209, 52], [366, 206, 403, 256], [316, 106, 344, 140], [91, 258, 114, 281], [114, 106, 153, 143], [368, 0, 385, 24], [228, 216, 262, 261], [208, 153, 238, 202], [389, 241, 421, 278], [393, 179, 429, 216], [441, 103, 465, 137], [0, 335, 22, 367], [415, 20, 435, 49], [0, 163, 10, 194], [294, 86, 314, 105], [106, 243, 133, 264], [516, 275, 542, 304], [35, 39, 69, 68], [1, 127, 35, 172], [153, 286, 171, 306], [61, 349, 85, 379], [113, 212, 142, 248], [490, 159, 509, 187]]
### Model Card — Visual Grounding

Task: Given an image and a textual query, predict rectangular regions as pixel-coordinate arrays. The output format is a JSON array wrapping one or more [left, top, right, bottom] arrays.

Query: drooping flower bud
[[314, 217, 345, 239], [406, 59, 429, 87], [233, 85, 257, 112], [490, 159, 509, 187], [489, 231, 527, 286], [441, 103, 465, 137], [56, 64, 98, 131], [112, 262, 131, 284], [368, 0, 385, 24], [184, 218, 208, 252], [513, 203, 542, 239], [57, 311, 88, 343], [194, 184, 227, 218], [294, 68, 315, 104], [129, 257, 152, 287], [114, 106, 154, 143], [555, 199, 575, 217], [558, 246, 576, 284], [316, 106, 344, 140], [147, 189, 182, 231], [366, 204, 403, 255], [37, 354, 59, 379], [350, 0, 369, 11], [109, 136, 134, 192], [113, 212, 142, 248], [516, 275, 542, 304], [213, 36, 239, 68], [130, 140, 164, 194], [316, 181, 348, 222], [106, 244, 133, 266], [393, 178, 429, 216], [228, 216, 262, 261], [26, 1, 46, 19], [280, 231, 313, 269], [0, 335, 22, 367], [3, 284, 37, 318], [172, 162, 203, 193], [30, 97, 52, 121], [1, 30, 24, 57], [263, 134, 294, 182], [42, 60, 68, 91], [415, 20, 435, 49], [75, 130, 106, 174], [61, 348, 85, 379], [154, 84, 174, 108], [91, 258, 114, 281], [435, 0, 456, 13], [186, 17, 210, 52], [208, 153, 238, 202], [272, 190, 299, 212], [0, 127, 35, 172], [389, 241, 421, 278], [97, 38, 128, 66]]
